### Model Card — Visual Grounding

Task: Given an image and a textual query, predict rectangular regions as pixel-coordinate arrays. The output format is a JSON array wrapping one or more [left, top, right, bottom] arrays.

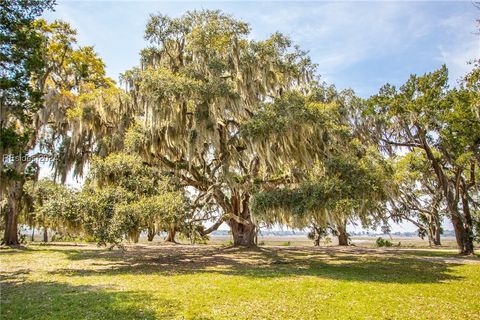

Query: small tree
[[81, 152, 187, 244], [23, 179, 82, 241]]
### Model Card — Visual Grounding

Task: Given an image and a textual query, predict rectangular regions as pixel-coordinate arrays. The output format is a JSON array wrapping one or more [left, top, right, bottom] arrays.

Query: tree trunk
[[426, 223, 441, 247], [418, 132, 470, 253], [128, 230, 140, 243], [433, 230, 441, 246], [426, 231, 433, 247], [230, 219, 256, 247], [228, 192, 256, 247], [3, 181, 22, 246], [31, 228, 35, 242], [43, 227, 48, 242], [310, 225, 323, 246], [337, 220, 348, 246], [431, 216, 441, 246], [461, 193, 475, 255], [133, 232, 140, 243], [3, 206, 19, 245], [451, 214, 465, 249], [313, 233, 320, 246], [147, 227, 155, 241], [450, 214, 473, 255], [165, 229, 176, 243]]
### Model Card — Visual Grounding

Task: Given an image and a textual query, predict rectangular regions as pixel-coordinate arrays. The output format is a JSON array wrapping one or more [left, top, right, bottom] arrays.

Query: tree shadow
[[0, 281, 177, 320], [39, 245, 466, 284]]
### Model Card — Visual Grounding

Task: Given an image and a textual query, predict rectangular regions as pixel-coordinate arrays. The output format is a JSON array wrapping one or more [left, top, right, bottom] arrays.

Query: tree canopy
[[1, 5, 479, 254]]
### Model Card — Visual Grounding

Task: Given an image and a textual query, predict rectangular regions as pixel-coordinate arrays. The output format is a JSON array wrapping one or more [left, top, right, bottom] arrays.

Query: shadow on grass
[[0, 281, 177, 320], [33, 245, 468, 284]]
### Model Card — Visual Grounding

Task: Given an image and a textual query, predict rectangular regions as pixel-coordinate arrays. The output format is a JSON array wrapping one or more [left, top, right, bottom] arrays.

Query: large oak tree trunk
[[461, 193, 475, 255], [451, 214, 474, 255], [3, 181, 23, 246], [230, 219, 256, 247], [3, 206, 19, 245], [228, 192, 256, 247], [433, 229, 441, 246]]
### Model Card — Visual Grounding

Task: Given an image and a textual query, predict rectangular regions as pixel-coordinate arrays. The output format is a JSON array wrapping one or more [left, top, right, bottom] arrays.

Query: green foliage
[[81, 152, 187, 244], [376, 237, 393, 247], [23, 179, 81, 233], [252, 145, 391, 230], [0, 0, 55, 118], [366, 65, 479, 253], [120, 10, 318, 244]]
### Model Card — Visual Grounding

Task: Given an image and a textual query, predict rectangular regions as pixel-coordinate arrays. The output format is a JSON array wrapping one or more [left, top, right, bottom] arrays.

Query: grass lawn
[[1, 243, 479, 320]]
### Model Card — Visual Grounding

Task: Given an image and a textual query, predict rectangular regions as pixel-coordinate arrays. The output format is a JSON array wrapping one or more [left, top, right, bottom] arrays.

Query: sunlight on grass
[[1, 244, 479, 319]]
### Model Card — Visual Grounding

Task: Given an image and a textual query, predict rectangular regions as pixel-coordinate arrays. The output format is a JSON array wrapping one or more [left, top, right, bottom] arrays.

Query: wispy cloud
[[45, 1, 478, 94]]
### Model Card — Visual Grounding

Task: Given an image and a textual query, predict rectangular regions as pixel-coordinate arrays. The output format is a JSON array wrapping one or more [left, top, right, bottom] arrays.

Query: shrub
[[376, 237, 393, 247]]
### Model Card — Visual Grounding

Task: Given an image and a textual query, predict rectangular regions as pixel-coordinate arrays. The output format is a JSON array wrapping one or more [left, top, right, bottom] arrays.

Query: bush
[[376, 237, 393, 247], [281, 241, 291, 247]]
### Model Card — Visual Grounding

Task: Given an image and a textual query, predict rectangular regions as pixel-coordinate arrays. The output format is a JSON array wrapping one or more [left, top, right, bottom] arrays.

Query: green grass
[[1, 243, 479, 319]]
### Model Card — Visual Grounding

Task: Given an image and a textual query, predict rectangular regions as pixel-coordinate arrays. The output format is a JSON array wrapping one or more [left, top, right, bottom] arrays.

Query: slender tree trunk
[[311, 225, 322, 246], [147, 227, 155, 241], [432, 215, 441, 246], [313, 234, 320, 246], [337, 220, 348, 246], [427, 230, 434, 247], [31, 228, 35, 242], [43, 227, 48, 242], [433, 229, 441, 246], [165, 229, 176, 243]]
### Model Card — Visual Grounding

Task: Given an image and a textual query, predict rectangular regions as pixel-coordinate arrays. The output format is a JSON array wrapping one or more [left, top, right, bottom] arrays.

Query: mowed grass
[[1, 243, 479, 320]]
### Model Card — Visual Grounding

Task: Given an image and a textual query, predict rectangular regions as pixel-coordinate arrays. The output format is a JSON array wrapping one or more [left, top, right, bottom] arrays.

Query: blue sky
[[41, 1, 478, 232], [44, 0, 479, 98]]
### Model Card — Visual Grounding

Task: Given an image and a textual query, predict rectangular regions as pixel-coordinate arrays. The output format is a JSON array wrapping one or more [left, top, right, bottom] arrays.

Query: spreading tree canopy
[[121, 10, 327, 246]]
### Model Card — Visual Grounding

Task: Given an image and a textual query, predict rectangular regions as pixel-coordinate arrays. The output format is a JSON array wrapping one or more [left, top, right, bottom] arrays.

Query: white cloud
[[437, 14, 479, 85]]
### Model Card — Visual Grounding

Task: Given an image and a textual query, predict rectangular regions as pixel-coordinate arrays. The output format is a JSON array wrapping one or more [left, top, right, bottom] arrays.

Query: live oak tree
[[250, 87, 391, 246], [389, 150, 444, 246], [122, 10, 316, 246], [252, 145, 390, 246], [366, 66, 480, 254]]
